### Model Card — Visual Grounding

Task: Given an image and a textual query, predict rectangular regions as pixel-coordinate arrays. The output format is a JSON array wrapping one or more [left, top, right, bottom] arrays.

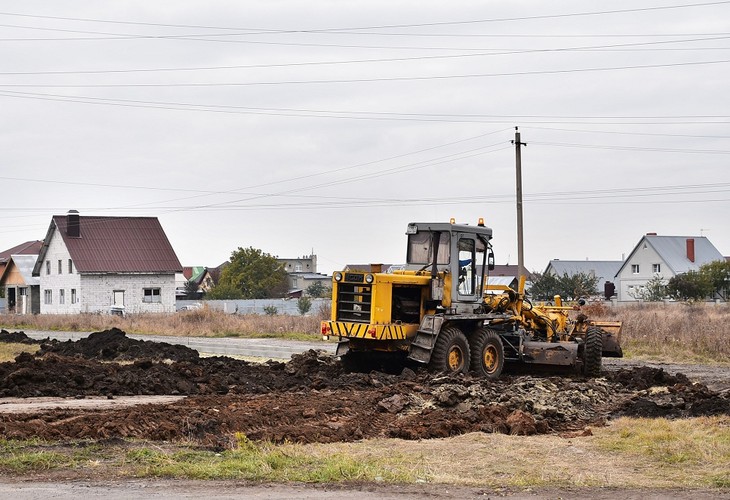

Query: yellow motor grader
[[321, 220, 622, 378]]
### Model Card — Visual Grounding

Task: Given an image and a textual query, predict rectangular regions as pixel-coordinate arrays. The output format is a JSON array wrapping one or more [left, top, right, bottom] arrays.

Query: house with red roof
[[0, 240, 43, 277], [32, 211, 182, 314]]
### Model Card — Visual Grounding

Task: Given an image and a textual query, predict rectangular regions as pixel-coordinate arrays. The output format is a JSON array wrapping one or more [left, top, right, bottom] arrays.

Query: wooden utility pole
[[512, 127, 527, 279]]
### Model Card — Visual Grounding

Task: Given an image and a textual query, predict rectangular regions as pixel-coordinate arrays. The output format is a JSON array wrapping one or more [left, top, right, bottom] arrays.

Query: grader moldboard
[[321, 220, 622, 378]]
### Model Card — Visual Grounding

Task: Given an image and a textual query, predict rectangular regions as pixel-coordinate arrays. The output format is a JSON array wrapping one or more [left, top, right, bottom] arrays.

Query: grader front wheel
[[583, 326, 603, 377], [430, 326, 470, 374]]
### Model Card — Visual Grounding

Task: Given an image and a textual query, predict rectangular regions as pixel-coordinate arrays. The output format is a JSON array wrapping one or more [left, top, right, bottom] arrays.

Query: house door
[[19, 288, 27, 315], [7, 288, 16, 313], [113, 290, 125, 306]]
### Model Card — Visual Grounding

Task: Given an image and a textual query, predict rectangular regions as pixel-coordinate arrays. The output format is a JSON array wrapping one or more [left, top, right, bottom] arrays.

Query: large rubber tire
[[429, 326, 470, 374], [583, 326, 603, 377], [469, 328, 504, 379]]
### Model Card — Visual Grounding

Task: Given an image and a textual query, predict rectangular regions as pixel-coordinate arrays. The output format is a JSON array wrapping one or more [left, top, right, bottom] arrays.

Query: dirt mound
[[38, 328, 199, 363], [0, 330, 43, 345], [1, 331, 728, 447], [606, 366, 691, 391]]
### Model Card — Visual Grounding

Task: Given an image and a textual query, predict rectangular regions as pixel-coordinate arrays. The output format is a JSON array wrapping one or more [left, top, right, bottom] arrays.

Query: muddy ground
[[0, 328, 728, 448]]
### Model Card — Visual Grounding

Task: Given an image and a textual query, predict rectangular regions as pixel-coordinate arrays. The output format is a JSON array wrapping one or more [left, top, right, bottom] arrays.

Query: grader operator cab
[[321, 220, 622, 378]]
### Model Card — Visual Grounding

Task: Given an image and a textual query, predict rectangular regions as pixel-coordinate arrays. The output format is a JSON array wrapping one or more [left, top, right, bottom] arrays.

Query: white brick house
[[32, 212, 182, 314], [615, 233, 724, 301]]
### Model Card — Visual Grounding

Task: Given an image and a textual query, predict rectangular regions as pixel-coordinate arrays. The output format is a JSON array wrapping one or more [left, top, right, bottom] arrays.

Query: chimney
[[686, 238, 695, 263], [67, 210, 80, 238], [646, 232, 657, 236]]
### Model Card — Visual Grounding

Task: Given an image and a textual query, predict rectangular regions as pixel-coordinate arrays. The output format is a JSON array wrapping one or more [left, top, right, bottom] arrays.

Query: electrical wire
[[1, 35, 728, 75], [1, 1, 728, 33], [1, 58, 729, 89]]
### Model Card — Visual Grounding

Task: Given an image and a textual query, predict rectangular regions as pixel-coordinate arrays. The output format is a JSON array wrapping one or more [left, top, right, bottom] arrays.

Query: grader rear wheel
[[469, 328, 504, 379], [430, 326, 470, 374], [583, 326, 603, 377]]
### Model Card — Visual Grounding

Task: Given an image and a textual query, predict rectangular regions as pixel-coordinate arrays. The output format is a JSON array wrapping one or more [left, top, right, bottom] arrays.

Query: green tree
[[699, 260, 730, 300], [207, 247, 289, 300], [627, 274, 667, 302], [306, 281, 330, 298], [205, 282, 243, 300], [527, 273, 560, 301], [297, 295, 312, 315], [666, 271, 714, 301], [528, 272, 599, 301]]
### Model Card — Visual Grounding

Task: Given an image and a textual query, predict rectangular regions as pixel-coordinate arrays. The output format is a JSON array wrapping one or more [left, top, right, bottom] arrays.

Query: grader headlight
[[334, 272, 343, 282], [365, 274, 374, 284]]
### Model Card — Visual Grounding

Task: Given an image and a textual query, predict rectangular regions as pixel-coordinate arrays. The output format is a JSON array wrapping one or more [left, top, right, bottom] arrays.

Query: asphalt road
[[22, 330, 336, 360]]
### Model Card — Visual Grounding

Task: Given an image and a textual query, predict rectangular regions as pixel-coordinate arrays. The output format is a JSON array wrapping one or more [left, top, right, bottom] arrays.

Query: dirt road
[[21, 329, 334, 360], [1, 479, 727, 500]]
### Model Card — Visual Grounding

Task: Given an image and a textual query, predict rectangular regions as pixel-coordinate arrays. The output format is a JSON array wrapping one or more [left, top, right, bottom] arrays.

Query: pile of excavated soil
[[0, 329, 728, 447], [0, 330, 44, 345], [37, 328, 200, 362]]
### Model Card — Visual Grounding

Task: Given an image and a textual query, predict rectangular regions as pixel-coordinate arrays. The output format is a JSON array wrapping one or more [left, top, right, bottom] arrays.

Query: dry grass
[[0, 304, 325, 341], [302, 416, 730, 489], [583, 302, 730, 363], [0, 342, 39, 361], [2, 417, 727, 489]]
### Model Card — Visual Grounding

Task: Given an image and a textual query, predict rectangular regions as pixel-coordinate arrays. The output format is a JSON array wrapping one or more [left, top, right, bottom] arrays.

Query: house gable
[[33, 213, 182, 314], [34, 214, 182, 276], [615, 234, 724, 301]]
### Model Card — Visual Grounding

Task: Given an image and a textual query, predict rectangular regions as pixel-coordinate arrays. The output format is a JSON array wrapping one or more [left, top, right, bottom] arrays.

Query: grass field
[[0, 417, 728, 488]]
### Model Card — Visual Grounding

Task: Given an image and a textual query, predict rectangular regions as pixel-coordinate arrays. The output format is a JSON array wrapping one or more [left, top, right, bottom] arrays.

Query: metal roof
[[34, 215, 182, 275], [643, 235, 724, 274], [0, 255, 39, 286], [546, 260, 623, 282], [487, 276, 517, 287], [0, 240, 42, 264]]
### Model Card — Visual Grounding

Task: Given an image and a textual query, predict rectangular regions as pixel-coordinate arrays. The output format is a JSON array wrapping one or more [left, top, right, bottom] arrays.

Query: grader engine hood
[[321, 269, 432, 345]]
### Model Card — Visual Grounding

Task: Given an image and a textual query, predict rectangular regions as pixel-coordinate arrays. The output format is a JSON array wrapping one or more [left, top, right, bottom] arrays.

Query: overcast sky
[[1, 1, 728, 276]]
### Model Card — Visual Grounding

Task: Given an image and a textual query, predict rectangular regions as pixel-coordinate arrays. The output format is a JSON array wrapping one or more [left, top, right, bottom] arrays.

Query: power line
[[522, 126, 730, 139], [1, 1, 727, 33], [532, 141, 730, 154], [1, 35, 728, 75], [1, 59, 728, 89], [3, 90, 730, 126]]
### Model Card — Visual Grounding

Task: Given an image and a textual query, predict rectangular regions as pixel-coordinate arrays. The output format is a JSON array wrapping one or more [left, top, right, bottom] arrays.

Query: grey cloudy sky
[[1, 1, 728, 275]]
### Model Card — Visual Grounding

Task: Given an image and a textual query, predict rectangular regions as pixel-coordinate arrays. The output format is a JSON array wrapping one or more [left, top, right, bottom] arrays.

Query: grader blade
[[591, 321, 623, 357]]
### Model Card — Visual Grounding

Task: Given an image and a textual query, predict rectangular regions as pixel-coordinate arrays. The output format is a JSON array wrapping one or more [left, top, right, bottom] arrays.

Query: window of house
[[59, 289, 65, 305], [44, 289, 52, 304], [71, 289, 77, 304], [46, 261, 50, 275], [631, 264, 640, 274], [295, 264, 303, 272], [652, 263, 661, 273], [58, 260, 62, 274], [68, 259, 73, 274], [143, 288, 161, 303]]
